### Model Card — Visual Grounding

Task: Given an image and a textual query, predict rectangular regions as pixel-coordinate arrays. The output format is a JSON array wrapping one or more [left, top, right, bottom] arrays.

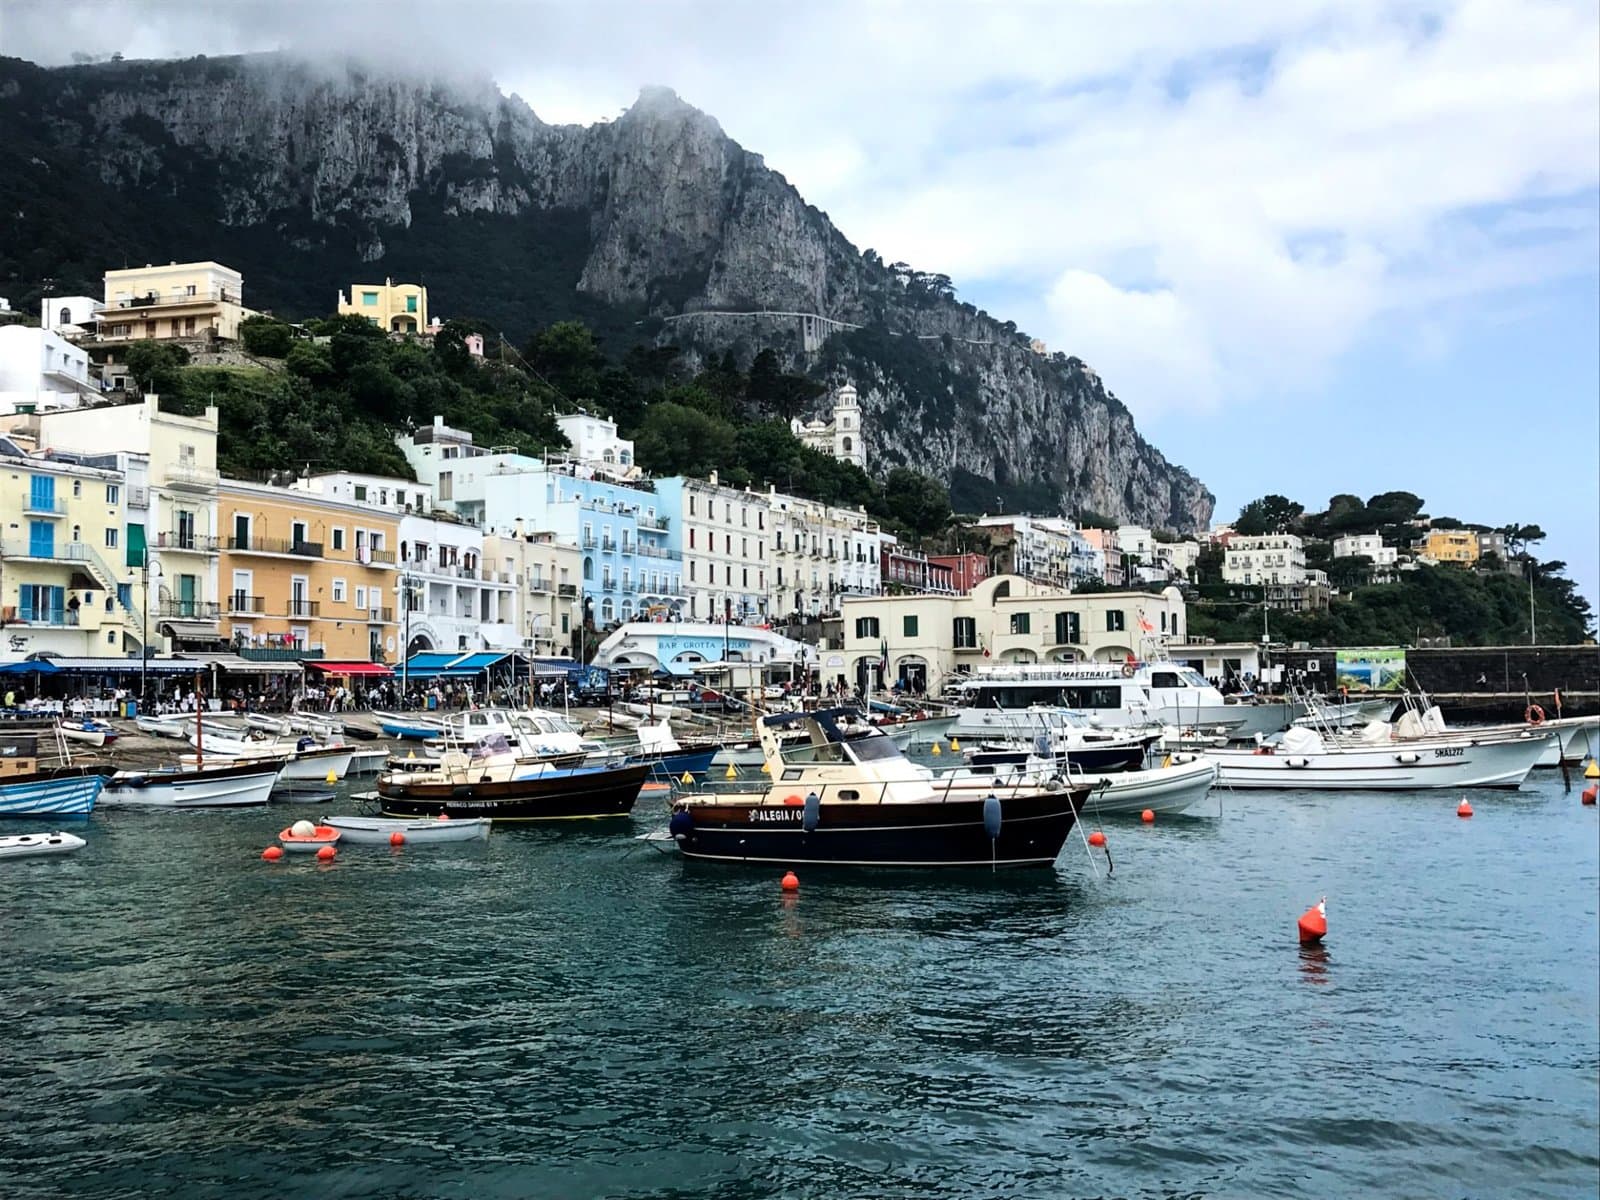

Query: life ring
[[1525, 704, 1545, 726], [1120, 664, 1136, 679]]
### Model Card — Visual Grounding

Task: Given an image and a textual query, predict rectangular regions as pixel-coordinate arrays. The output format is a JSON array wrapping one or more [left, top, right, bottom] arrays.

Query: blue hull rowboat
[[379, 720, 443, 741], [0, 771, 105, 818]]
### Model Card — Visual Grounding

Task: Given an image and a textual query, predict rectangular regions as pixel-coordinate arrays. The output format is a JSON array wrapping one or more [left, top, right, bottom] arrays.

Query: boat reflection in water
[[661, 708, 1090, 868]]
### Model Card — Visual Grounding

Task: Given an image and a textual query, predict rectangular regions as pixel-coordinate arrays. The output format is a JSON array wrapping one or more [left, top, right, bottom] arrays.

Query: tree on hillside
[[1329, 554, 1374, 589], [1234, 494, 1304, 535], [1499, 523, 1547, 559], [883, 468, 952, 541], [1365, 490, 1425, 526], [239, 315, 293, 358], [524, 320, 604, 399], [124, 340, 190, 395], [632, 403, 737, 480]]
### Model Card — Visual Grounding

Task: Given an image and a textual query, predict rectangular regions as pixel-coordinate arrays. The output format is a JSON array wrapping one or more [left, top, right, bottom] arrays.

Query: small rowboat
[[322, 814, 491, 845], [135, 714, 187, 738], [278, 822, 341, 853], [0, 830, 86, 861], [60, 719, 119, 748]]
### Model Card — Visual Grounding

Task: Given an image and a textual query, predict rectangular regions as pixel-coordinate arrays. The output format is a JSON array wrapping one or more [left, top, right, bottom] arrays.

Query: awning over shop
[[172, 653, 301, 675], [306, 661, 393, 677], [158, 619, 222, 641], [402, 650, 517, 678], [5, 656, 196, 674]]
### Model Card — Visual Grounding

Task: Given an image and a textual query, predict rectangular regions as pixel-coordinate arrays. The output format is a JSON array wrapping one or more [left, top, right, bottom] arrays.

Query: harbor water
[[1, 771, 1595, 1199]]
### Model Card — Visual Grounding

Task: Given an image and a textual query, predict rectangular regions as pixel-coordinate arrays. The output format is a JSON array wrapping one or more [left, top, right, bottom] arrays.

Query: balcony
[[635, 544, 681, 561], [284, 600, 321, 618], [581, 535, 597, 548], [99, 286, 238, 311], [158, 600, 222, 619], [156, 531, 221, 553], [366, 607, 395, 623], [367, 547, 397, 565], [23, 495, 66, 517], [163, 462, 220, 491], [528, 577, 551, 594], [638, 514, 668, 531], [557, 584, 578, 598], [228, 535, 323, 558], [226, 595, 267, 616]]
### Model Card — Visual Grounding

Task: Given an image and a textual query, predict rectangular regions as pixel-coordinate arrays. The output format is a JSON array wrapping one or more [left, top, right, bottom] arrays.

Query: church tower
[[832, 383, 864, 469]]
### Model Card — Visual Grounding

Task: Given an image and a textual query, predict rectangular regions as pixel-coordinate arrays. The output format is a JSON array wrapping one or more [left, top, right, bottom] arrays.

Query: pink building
[[927, 552, 988, 594]]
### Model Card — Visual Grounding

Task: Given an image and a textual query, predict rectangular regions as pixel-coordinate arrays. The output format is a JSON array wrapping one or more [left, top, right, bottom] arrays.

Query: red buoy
[[780, 871, 799, 892], [1582, 784, 1597, 806], [1088, 830, 1106, 847], [1297, 897, 1327, 944], [1140, 809, 1155, 824], [316, 845, 337, 862], [1457, 798, 1473, 818], [261, 845, 283, 862], [390, 831, 406, 846]]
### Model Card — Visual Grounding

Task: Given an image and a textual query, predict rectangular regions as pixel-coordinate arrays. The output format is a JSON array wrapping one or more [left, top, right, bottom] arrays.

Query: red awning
[[306, 661, 393, 677]]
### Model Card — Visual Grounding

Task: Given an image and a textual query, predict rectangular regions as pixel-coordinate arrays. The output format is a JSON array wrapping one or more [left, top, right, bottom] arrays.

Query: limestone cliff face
[[0, 52, 1213, 531]]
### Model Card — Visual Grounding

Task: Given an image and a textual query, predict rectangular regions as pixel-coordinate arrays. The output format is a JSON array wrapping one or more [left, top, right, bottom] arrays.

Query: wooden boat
[[322, 814, 491, 844], [377, 754, 650, 821], [0, 769, 105, 818], [666, 709, 1088, 868], [0, 829, 86, 860], [279, 820, 341, 852], [100, 760, 282, 809], [60, 718, 118, 748]]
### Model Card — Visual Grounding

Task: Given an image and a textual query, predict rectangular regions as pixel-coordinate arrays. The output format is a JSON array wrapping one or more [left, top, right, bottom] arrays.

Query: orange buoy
[[316, 845, 337, 861], [1140, 809, 1155, 824], [390, 831, 406, 846], [436, 812, 450, 821], [780, 870, 799, 892], [1457, 798, 1473, 818], [1581, 784, 1597, 806], [1087, 830, 1106, 847], [1297, 897, 1327, 944], [261, 845, 284, 861]]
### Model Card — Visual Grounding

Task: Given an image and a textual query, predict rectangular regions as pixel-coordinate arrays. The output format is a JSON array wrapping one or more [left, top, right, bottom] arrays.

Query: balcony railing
[[23, 495, 67, 517], [284, 600, 321, 618], [581, 535, 597, 548], [98, 287, 239, 311], [158, 600, 221, 619], [366, 607, 395, 623], [367, 547, 396, 565], [157, 531, 221, 553], [557, 584, 578, 598], [635, 544, 681, 560], [227, 595, 267, 615], [637, 514, 668, 530], [163, 462, 220, 489], [601, 537, 617, 552], [228, 536, 323, 558], [528, 577, 551, 593]]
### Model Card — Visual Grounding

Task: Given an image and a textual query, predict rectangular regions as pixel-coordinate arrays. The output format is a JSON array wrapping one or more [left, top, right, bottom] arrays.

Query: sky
[[6, 0, 1598, 609]]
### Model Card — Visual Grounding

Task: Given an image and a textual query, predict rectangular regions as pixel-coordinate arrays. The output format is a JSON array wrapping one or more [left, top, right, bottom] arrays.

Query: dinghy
[[134, 714, 187, 738], [0, 829, 86, 860], [60, 719, 118, 748], [322, 814, 491, 844], [278, 819, 341, 853]]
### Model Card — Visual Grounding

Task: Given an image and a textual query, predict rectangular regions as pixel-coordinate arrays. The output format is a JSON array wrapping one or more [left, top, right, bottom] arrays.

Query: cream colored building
[[95, 261, 250, 343], [789, 383, 866, 470], [33, 395, 222, 649], [839, 574, 1187, 693], [766, 487, 884, 618], [338, 279, 428, 334], [483, 528, 582, 657]]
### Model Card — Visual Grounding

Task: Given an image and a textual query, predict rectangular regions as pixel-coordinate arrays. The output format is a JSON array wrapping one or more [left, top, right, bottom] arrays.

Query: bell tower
[[832, 383, 864, 469]]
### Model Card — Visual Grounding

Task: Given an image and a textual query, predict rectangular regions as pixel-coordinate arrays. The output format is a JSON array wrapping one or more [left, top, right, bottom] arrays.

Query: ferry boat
[[662, 708, 1089, 868], [951, 662, 1300, 741]]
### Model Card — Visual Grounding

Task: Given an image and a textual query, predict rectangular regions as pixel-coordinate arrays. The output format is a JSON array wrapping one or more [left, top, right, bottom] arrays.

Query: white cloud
[[7, 0, 1598, 421]]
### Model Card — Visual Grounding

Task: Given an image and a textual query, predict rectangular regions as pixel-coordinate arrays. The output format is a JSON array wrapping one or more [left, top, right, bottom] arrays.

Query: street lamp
[[140, 549, 162, 709], [400, 572, 417, 704]]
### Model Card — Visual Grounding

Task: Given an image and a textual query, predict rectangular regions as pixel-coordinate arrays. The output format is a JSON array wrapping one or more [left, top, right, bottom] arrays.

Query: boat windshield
[[843, 734, 904, 763]]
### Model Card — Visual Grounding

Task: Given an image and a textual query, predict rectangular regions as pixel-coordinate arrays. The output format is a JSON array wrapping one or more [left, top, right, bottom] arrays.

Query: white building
[[972, 515, 1079, 587], [40, 296, 99, 339], [790, 383, 866, 470], [1116, 525, 1154, 563], [1332, 533, 1398, 572], [1163, 540, 1202, 579], [291, 472, 434, 517], [555, 411, 637, 476], [396, 415, 542, 526], [396, 513, 517, 655], [0, 326, 96, 413], [654, 473, 771, 621], [1224, 534, 1307, 586], [838, 575, 1188, 694], [766, 487, 885, 618], [482, 527, 583, 657]]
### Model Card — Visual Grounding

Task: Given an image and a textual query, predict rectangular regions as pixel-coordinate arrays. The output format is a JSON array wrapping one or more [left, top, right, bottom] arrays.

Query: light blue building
[[483, 464, 682, 628]]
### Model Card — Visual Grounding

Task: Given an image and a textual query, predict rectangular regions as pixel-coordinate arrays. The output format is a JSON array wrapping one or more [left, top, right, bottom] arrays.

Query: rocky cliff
[[0, 52, 1213, 531]]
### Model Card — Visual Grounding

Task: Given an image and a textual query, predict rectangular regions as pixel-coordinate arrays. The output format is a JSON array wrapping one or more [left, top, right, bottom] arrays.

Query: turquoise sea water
[[1, 772, 1596, 1199]]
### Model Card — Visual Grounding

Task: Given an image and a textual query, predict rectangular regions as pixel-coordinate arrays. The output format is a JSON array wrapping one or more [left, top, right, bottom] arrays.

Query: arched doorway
[[896, 655, 928, 695], [407, 631, 434, 657]]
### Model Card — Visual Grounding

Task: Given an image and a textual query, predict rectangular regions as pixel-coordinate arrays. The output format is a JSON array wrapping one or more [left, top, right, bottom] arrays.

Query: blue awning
[[402, 650, 517, 678]]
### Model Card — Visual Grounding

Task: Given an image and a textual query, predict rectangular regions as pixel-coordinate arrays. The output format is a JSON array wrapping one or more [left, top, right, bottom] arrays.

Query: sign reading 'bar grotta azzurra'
[[656, 635, 755, 663]]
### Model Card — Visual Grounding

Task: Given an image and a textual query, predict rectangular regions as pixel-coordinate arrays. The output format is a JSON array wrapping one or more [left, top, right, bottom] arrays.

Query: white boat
[[1208, 725, 1553, 790], [930, 753, 1217, 816], [952, 662, 1300, 742], [100, 761, 282, 808], [134, 714, 187, 738], [321, 814, 491, 844], [878, 713, 958, 749], [59, 719, 118, 747], [1293, 696, 1394, 729], [0, 830, 86, 860], [182, 731, 354, 781], [346, 747, 390, 776], [245, 713, 290, 736]]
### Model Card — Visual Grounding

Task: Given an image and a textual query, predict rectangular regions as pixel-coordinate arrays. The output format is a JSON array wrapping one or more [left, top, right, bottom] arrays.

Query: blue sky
[[13, 0, 1600, 609]]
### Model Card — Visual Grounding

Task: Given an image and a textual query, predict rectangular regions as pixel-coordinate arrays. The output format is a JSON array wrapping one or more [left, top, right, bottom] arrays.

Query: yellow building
[[217, 482, 401, 662], [337, 279, 428, 334], [1416, 529, 1480, 565], [95, 261, 251, 344], [0, 448, 135, 660]]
